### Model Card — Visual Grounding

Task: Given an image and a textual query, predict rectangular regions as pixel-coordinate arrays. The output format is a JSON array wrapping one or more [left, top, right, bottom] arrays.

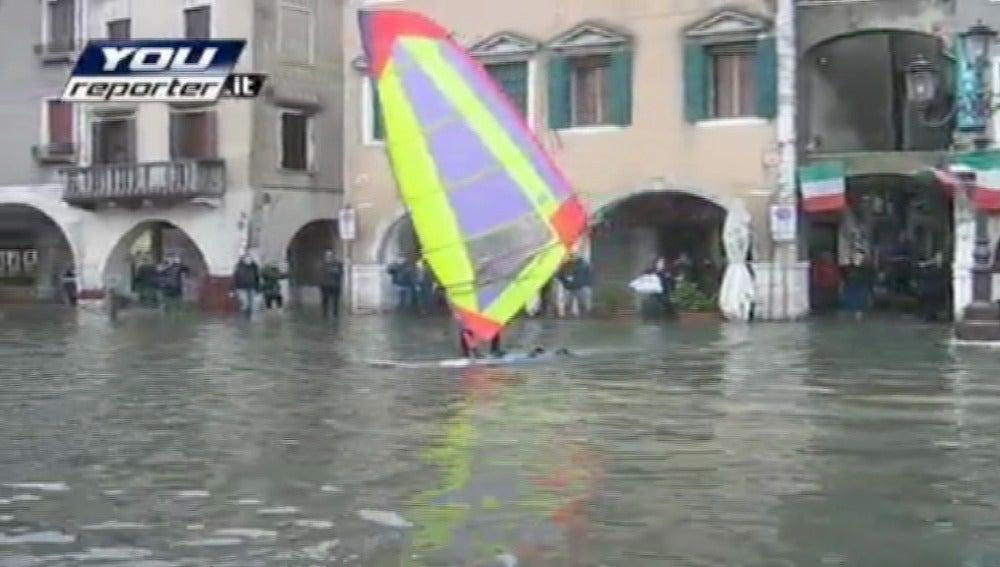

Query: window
[[35, 99, 75, 162], [708, 44, 756, 118], [169, 109, 218, 159], [91, 115, 136, 164], [106, 18, 130, 40], [44, 100, 74, 147], [44, 0, 75, 53], [681, 10, 776, 123], [569, 55, 611, 126], [484, 61, 529, 119], [280, 110, 310, 171], [183, 6, 211, 39], [546, 23, 633, 130], [279, 0, 315, 64]]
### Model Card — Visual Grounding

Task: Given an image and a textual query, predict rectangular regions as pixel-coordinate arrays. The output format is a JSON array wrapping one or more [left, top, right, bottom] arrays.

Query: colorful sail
[[358, 9, 587, 343]]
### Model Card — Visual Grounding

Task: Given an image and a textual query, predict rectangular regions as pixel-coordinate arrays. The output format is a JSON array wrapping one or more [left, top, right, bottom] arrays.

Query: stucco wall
[[0, 0, 79, 186], [343, 0, 778, 264]]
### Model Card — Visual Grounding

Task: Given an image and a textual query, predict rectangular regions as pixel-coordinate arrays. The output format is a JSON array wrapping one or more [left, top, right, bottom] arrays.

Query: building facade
[[0, 0, 344, 308], [0, 0, 87, 302], [795, 0, 1000, 320], [343, 0, 802, 316]]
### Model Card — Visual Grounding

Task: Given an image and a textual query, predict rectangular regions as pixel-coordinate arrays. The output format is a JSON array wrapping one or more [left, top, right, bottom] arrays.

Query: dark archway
[[590, 191, 727, 312], [807, 173, 953, 315], [285, 219, 339, 304], [799, 30, 951, 154], [0, 204, 75, 303], [103, 220, 210, 302], [378, 213, 419, 265]]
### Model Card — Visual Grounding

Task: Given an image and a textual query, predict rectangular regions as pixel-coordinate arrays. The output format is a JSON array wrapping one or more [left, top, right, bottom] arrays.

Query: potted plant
[[671, 279, 720, 323], [593, 286, 634, 318]]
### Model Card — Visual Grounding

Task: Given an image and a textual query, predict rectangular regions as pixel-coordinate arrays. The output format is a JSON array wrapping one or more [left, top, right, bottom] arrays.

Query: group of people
[[386, 257, 440, 314], [810, 247, 950, 321], [130, 254, 192, 312], [230, 250, 344, 319]]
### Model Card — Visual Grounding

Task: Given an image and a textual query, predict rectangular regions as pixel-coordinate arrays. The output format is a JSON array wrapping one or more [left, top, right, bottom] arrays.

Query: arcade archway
[[806, 173, 953, 317], [102, 220, 209, 302], [0, 204, 76, 303], [285, 219, 339, 305], [590, 191, 728, 313]]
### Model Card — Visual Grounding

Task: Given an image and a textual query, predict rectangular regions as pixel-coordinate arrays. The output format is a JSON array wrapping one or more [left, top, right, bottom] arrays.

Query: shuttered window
[[280, 111, 309, 170], [46, 0, 75, 51], [484, 61, 529, 119], [369, 78, 384, 142], [106, 18, 130, 40], [46, 100, 73, 145], [169, 110, 218, 159], [548, 48, 632, 129], [683, 35, 777, 122], [91, 117, 136, 164], [184, 6, 211, 39]]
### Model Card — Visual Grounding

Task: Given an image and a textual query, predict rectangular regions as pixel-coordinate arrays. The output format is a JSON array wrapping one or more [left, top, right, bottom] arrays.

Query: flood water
[[2, 308, 1000, 566]]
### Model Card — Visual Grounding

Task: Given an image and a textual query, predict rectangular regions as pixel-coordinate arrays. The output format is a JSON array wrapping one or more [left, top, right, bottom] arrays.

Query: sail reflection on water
[[404, 367, 603, 565]]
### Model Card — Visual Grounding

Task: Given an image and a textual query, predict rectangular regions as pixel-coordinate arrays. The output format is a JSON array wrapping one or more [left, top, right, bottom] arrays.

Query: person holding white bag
[[630, 256, 676, 318]]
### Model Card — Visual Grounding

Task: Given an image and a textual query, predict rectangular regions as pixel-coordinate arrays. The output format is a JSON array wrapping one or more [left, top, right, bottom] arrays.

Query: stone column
[[754, 0, 809, 320]]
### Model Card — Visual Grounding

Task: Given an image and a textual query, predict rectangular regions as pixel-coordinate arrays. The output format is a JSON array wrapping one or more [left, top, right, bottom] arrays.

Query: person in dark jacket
[[231, 254, 261, 317], [916, 252, 949, 321], [841, 252, 874, 319], [319, 250, 344, 319], [386, 257, 415, 311], [556, 252, 592, 316], [157, 254, 189, 314], [133, 255, 159, 307], [260, 262, 286, 310], [61, 267, 78, 306]]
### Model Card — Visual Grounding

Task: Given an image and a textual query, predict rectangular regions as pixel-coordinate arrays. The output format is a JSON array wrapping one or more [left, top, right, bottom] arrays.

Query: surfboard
[[366, 350, 574, 369]]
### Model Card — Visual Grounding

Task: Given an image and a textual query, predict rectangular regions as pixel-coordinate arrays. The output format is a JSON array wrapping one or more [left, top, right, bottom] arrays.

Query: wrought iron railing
[[62, 159, 226, 206]]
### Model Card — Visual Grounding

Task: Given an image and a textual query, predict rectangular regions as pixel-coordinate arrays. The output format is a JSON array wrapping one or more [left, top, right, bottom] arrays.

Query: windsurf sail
[[358, 9, 588, 344]]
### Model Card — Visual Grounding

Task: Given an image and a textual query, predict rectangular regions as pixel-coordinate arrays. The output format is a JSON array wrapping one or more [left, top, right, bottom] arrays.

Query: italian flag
[[953, 150, 1000, 211], [798, 161, 846, 213]]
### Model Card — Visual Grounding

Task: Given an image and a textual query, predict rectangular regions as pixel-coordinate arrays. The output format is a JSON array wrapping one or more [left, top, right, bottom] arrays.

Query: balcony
[[62, 159, 226, 209], [34, 39, 80, 64], [32, 142, 77, 164]]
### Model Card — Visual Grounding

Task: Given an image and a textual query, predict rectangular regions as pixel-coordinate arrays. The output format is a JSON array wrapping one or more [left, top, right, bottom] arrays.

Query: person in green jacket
[[260, 262, 287, 310]]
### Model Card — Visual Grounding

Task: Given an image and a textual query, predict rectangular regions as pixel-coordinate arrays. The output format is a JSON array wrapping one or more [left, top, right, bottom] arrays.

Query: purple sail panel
[[446, 169, 534, 237], [439, 41, 574, 202], [394, 42, 537, 237]]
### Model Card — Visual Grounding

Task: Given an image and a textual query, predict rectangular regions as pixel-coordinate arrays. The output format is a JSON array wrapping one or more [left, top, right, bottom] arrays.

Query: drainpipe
[[771, 0, 799, 320]]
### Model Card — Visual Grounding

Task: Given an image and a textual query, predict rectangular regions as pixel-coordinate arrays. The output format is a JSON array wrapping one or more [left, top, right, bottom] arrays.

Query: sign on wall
[[338, 206, 357, 241], [770, 204, 797, 242]]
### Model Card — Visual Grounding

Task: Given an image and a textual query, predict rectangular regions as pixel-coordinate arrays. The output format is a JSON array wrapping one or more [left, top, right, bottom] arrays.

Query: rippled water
[[2, 308, 1000, 566]]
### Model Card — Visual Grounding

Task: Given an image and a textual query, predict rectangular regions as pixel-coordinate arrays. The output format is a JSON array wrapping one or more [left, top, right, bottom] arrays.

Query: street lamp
[[906, 54, 939, 107], [906, 21, 1000, 340]]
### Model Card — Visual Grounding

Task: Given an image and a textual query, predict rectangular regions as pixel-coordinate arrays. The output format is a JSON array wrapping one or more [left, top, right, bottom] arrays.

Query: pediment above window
[[548, 21, 632, 51], [684, 9, 771, 38], [468, 31, 540, 57]]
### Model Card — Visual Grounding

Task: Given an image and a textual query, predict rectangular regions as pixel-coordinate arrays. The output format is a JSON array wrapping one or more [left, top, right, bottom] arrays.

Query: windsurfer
[[460, 327, 503, 359]]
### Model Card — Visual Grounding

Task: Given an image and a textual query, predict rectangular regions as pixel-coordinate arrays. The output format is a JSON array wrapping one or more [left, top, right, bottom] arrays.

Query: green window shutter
[[370, 78, 385, 141], [755, 35, 777, 119], [608, 48, 633, 126], [683, 41, 707, 122], [547, 54, 571, 129]]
